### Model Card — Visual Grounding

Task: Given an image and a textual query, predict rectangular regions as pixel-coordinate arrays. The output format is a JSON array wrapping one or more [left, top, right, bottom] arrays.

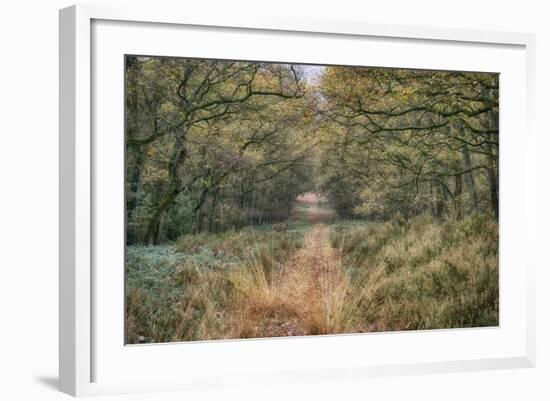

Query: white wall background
[[0, 0, 547, 399]]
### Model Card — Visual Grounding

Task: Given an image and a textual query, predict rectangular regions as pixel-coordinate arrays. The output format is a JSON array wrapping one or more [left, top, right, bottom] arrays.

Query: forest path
[[232, 193, 350, 338], [274, 223, 348, 335], [237, 223, 349, 338]]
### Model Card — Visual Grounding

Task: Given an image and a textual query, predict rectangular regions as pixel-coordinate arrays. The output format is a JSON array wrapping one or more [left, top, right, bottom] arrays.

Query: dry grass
[[126, 224, 306, 343], [227, 225, 355, 338], [331, 213, 499, 332]]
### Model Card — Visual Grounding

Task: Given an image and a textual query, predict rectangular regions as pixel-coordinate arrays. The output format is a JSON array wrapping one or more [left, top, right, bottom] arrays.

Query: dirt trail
[[231, 194, 352, 338], [270, 224, 349, 336]]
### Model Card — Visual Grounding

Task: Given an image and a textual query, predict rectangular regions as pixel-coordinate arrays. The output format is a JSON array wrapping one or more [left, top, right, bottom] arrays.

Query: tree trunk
[[144, 128, 188, 244], [208, 188, 220, 233], [429, 182, 436, 217], [194, 206, 203, 234], [435, 180, 447, 219], [145, 186, 178, 245], [126, 147, 145, 216], [486, 108, 499, 219], [454, 173, 463, 219], [193, 187, 210, 234], [461, 147, 478, 213], [486, 160, 499, 219], [157, 211, 167, 244]]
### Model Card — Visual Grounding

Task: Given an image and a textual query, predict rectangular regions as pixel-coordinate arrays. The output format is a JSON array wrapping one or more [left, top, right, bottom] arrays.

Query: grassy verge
[[329, 213, 499, 332], [126, 223, 308, 343]]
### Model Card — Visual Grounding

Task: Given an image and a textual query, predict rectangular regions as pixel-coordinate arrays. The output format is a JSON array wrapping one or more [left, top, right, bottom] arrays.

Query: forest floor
[[126, 194, 499, 343]]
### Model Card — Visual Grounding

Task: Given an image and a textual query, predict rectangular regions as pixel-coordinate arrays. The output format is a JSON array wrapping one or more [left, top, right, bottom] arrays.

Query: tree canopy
[[316, 66, 498, 221], [125, 57, 498, 245]]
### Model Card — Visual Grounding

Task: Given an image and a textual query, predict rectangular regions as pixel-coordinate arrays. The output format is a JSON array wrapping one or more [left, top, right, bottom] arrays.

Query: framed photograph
[[59, 4, 536, 396]]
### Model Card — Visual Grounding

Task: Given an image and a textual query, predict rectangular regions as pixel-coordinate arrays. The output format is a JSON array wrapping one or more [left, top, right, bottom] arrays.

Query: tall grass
[[330, 213, 499, 332], [226, 224, 351, 338], [126, 224, 306, 343]]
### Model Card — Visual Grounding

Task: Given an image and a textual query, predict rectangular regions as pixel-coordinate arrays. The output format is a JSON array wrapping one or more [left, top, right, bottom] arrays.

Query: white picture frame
[[59, 4, 536, 397]]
